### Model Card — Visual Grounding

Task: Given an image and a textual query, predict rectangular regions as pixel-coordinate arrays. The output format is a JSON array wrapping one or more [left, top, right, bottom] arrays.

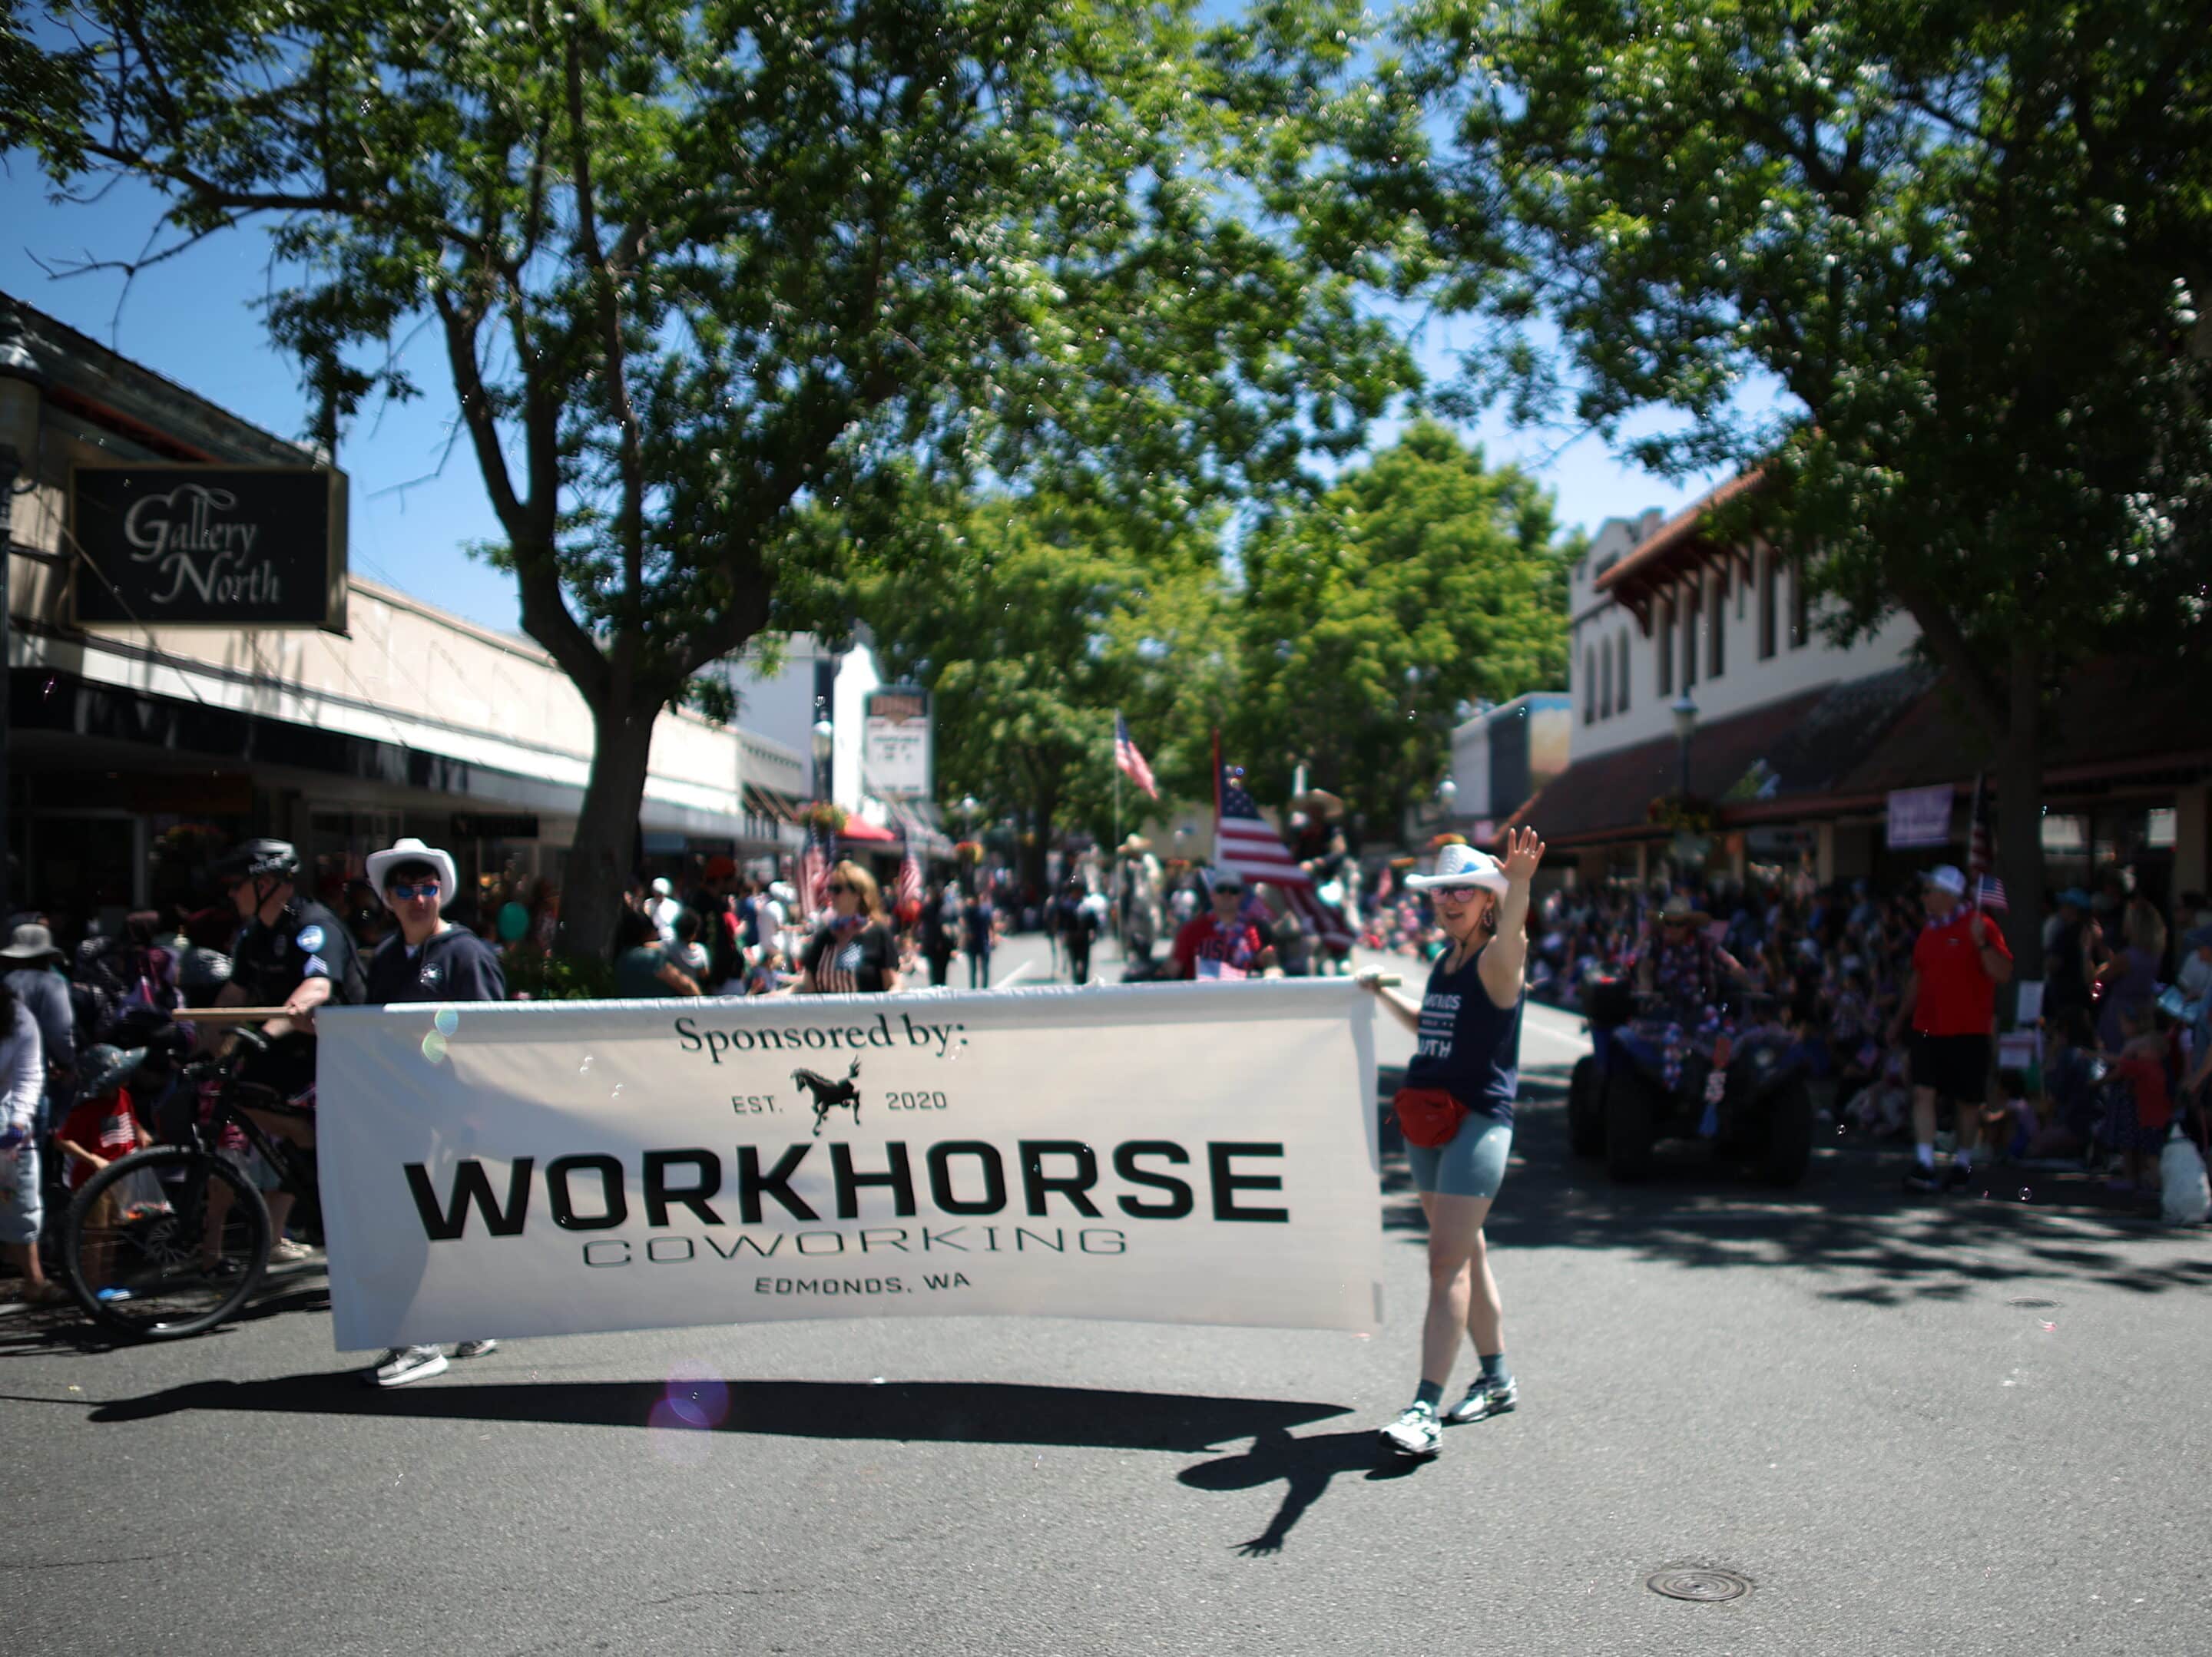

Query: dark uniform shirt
[[230, 899, 364, 1008]]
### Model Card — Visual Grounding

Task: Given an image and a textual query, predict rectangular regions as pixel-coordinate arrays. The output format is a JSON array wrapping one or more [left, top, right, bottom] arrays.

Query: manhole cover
[[1646, 1568, 1751, 1603]]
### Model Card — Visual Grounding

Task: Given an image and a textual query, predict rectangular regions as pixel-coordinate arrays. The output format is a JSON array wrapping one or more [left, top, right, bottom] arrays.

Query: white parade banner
[[316, 981, 1383, 1351]]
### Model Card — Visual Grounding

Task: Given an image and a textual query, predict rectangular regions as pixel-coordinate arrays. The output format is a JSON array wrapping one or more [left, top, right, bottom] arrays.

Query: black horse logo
[[792, 1057, 863, 1136]]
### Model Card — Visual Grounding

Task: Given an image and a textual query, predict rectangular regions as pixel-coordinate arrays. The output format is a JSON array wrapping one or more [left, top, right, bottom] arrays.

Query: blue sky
[[0, 167, 1735, 637]]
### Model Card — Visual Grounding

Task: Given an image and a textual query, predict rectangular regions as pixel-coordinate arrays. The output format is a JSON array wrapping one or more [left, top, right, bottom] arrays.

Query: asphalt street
[[5, 928, 2210, 1656]]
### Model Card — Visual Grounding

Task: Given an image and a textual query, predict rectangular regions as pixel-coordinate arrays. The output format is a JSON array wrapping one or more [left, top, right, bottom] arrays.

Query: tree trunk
[[559, 697, 661, 960], [1992, 637, 2044, 1024]]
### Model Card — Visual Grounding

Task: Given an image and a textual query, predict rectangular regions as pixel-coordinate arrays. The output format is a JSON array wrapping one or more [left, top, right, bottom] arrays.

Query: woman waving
[[1358, 827, 1545, 1459]]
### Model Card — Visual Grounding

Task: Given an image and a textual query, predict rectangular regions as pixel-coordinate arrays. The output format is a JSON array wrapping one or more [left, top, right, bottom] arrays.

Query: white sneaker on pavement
[[365, 1345, 449, 1387]]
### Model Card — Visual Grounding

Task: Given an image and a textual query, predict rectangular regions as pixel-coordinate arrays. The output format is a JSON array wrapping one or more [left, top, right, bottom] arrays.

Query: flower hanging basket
[[803, 802, 849, 835], [954, 839, 984, 864]]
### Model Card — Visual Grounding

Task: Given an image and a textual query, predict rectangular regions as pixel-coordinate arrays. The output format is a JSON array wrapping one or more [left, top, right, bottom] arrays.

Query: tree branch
[[564, 19, 649, 676], [1891, 577, 2008, 741]]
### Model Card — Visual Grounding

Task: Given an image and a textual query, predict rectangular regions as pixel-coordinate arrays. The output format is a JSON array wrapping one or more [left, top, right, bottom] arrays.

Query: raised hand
[[1498, 825, 1546, 887]]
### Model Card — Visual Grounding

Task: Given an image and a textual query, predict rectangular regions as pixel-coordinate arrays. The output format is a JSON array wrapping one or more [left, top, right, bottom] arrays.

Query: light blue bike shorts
[[1406, 1113, 1512, 1199]]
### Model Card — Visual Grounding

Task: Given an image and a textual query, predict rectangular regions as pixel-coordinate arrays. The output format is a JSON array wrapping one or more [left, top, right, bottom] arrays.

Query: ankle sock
[[1479, 1352, 1509, 1387], [1413, 1380, 1443, 1411], [1953, 1151, 1972, 1175], [1914, 1143, 1936, 1169]]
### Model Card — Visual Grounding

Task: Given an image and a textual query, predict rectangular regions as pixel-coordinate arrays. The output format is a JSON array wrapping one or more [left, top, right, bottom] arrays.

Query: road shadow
[[1179, 1424, 1425, 1554], [1382, 1067, 2212, 1305], [0, 1275, 330, 1359], [87, 1374, 1349, 1453]]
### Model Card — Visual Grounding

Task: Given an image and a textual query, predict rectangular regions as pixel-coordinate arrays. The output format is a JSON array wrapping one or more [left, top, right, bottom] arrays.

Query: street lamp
[[810, 702, 834, 803], [1671, 690, 1699, 797], [0, 305, 48, 919]]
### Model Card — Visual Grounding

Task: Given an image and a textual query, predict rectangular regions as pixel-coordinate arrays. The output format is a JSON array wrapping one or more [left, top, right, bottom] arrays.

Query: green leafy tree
[[1226, 420, 1571, 832], [1392, 0, 2212, 961], [859, 497, 1227, 891], [5, 0, 1416, 952]]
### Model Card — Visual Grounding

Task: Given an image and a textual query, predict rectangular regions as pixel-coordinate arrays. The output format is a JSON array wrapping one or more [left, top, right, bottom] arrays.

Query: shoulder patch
[[296, 924, 326, 953]]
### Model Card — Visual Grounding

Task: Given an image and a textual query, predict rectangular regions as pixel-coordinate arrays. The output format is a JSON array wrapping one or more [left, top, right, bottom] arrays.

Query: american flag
[[1967, 772, 2008, 913], [896, 847, 923, 911], [1213, 736, 1356, 951], [799, 826, 835, 919], [1114, 713, 1158, 799]]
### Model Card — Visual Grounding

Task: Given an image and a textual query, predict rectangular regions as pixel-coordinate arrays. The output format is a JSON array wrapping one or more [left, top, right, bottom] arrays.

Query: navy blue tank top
[[1401, 942, 1523, 1126]]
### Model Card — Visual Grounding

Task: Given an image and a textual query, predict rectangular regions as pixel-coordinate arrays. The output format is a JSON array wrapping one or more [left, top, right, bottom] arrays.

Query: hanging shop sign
[[69, 464, 349, 631], [862, 684, 933, 799], [1885, 784, 1955, 849]]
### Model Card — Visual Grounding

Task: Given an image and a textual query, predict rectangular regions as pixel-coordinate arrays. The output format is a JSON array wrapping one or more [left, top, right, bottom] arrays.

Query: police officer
[[212, 838, 363, 1258]]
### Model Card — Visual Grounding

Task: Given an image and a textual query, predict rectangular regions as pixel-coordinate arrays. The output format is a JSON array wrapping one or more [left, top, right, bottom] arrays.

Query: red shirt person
[[1889, 864, 2014, 1192], [1171, 870, 1276, 980]]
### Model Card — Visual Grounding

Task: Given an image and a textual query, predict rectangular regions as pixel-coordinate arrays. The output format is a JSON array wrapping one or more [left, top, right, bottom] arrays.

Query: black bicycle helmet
[[212, 838, 301, 882]]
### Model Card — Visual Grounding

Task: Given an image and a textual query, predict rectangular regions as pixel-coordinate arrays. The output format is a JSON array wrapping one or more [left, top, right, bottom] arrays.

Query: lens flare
[[433, 1007, 459, 1035], [420, 1030, 448, 1063]]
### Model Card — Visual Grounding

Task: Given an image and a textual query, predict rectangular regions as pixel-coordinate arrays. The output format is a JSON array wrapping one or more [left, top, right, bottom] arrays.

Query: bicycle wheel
[[61, 1146, 270, 1339]]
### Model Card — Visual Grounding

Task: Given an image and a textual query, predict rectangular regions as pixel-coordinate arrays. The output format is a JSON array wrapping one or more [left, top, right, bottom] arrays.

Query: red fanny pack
[[1392, 1086, 1470, 1149]]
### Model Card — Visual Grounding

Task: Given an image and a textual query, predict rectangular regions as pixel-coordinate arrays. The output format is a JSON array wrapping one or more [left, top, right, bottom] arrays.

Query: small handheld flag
[[1115, 714, 1158, 799]]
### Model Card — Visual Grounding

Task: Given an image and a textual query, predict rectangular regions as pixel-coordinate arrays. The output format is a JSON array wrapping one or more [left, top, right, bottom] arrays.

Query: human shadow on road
[[1387, 1067, 2212, 1305], [1179, 1426, 1421, 1554], [88, 1374, 1349, 1453]]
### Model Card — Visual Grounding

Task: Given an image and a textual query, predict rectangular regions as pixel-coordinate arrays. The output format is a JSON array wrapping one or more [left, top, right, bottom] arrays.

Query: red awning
[[837, 816, 896, 842]]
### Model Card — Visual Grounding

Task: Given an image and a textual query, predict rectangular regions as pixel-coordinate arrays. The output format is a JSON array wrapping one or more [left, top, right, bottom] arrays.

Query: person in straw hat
[[1634, 891, 1749, 1103], [1357, 826, 1545, 1459]]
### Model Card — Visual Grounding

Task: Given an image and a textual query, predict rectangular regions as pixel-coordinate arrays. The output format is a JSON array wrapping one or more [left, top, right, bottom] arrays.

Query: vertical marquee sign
[[863, 684, 933, 799], [69, 464, 349, 632]]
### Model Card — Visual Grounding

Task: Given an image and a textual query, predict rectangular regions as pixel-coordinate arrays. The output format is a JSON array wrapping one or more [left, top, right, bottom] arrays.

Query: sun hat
[[1207, 867, 1247, 892], [0, 922, 63, 962], [78, 1043, 148, 1100], [1406, 843, 1509, 894], [651, 878, 674, 898], [365, 838, 459, 910], [1922, 865, 1968, 897]]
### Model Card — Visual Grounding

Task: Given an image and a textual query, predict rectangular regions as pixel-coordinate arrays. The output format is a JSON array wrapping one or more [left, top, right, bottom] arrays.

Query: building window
[[1758, 551, 1778, 660], [1737, 574, 1747, 620], [1584, 645, 1596, 723], [1599, 640, 1614, 719], [1707, 572, 1725, 679], [1657, 600, 1674, 696], [1681, 586, 1698, 690], [1790, 561, 1810, 648], [1617, 630, 1631, 713]]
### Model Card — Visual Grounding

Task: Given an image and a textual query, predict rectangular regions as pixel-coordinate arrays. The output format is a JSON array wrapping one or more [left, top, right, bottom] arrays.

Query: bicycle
[[58, 1023, 320, 1340]]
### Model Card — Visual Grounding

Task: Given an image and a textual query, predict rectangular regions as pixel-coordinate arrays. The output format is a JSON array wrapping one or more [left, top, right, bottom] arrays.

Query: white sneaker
[[1378, 1403, 1440, 1458], [365, 1345, 449, 1387], [268, 1238, 316, 1265], [452, 1339, 498, 1360]]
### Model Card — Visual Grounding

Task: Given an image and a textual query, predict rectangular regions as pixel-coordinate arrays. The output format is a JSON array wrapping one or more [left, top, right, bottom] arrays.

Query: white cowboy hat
[[1406, 843, 1509, 894], [366, 838, 459, 910]]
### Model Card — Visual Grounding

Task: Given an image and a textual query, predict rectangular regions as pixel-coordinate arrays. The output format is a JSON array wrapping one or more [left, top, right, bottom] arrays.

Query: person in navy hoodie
[[359, 836, 506, 1387]]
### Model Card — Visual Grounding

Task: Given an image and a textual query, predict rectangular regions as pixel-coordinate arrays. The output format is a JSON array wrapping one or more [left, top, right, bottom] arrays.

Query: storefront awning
[[838, 815, 897, 843], [742, 782, 805, 825], [1516, 657, 2212, 848]]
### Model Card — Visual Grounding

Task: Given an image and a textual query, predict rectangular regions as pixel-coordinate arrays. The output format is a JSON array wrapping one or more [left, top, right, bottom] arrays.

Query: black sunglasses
[[827, 882, 856, 895]]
